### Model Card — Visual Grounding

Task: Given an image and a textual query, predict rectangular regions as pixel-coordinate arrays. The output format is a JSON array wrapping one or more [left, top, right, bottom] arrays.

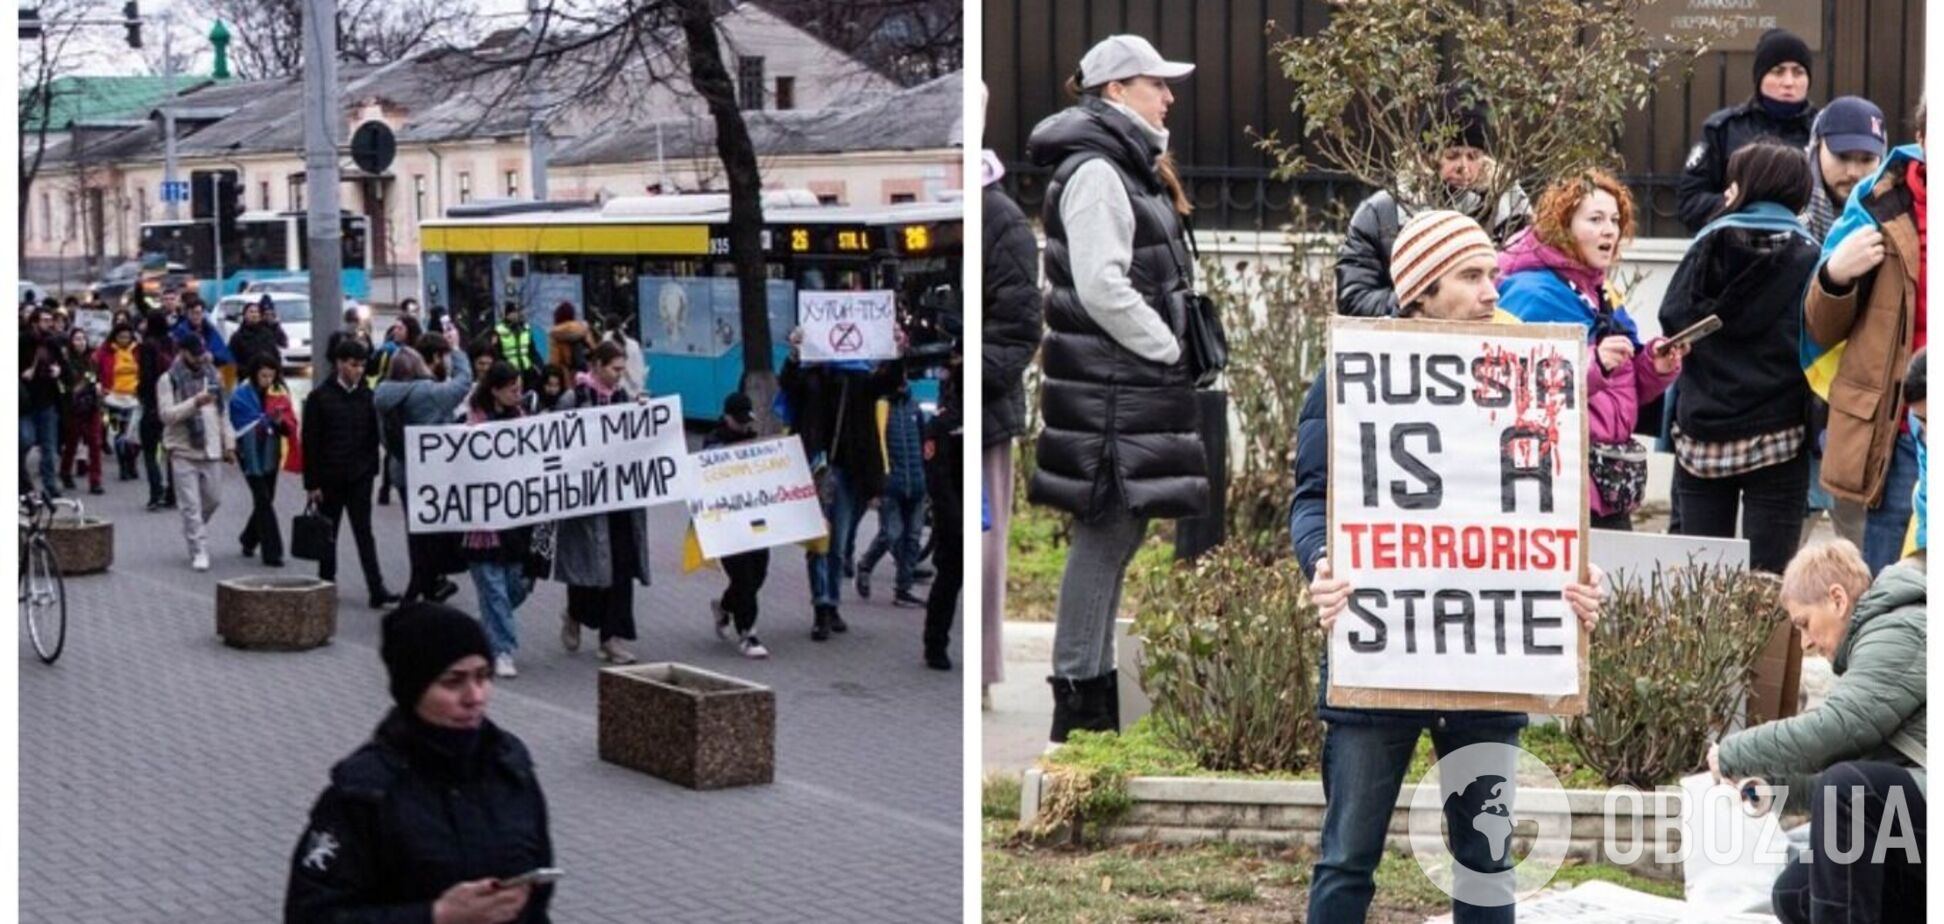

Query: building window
[[505, 170, 519, 198], [288, 175, 305, 210], [817, 193, 839, 206], [259, 180, 270, 210], [65, 191, 76, 240], [775, 77, 795, 111], [137, 186, 149, 223], [40, 192, 51, 241], [889, 193, 917, 204], [414, 175, 427, 220], [737, 56, 765, 110], [459, 171, 472, 204]]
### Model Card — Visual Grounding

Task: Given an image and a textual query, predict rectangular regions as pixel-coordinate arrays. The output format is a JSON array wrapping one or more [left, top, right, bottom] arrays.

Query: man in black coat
[[302, 338, 398, 607], [1676, 28, 1820, 232], [981, 177, 1042, 690]]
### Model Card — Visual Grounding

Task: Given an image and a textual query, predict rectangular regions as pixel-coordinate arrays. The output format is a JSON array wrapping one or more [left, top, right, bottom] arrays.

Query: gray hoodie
[[371, 350, 472, 488]]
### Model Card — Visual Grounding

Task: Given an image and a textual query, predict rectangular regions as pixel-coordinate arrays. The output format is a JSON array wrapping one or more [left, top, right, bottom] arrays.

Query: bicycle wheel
[[22, 535, 66, 664]]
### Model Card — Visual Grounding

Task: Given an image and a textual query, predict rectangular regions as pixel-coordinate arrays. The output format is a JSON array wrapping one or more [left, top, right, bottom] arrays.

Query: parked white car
[[218, 291, 315, 366]]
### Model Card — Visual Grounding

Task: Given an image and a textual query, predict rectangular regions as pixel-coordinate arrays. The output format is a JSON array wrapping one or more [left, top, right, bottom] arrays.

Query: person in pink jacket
[[1497, 169, 1685, 529]]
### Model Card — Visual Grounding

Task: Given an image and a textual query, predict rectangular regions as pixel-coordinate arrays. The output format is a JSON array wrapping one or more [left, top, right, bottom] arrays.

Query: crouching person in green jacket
[[1709, 539, 1925, 924]]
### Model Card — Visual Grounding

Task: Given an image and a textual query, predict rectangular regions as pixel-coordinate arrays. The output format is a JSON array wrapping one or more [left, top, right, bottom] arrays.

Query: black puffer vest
[[1025, 96, 1209, 522]]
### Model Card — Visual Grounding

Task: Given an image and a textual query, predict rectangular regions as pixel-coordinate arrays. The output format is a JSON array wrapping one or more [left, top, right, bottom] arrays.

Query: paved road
[[21, 448, 962, 922]]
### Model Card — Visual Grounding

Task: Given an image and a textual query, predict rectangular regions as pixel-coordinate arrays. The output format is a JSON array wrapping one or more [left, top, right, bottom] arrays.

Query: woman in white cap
[[1023, 34, 1207, 744]]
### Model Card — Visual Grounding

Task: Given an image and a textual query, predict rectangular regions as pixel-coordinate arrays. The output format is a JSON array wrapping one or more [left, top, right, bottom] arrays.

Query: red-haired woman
[[1498, 169, 1687, 530]]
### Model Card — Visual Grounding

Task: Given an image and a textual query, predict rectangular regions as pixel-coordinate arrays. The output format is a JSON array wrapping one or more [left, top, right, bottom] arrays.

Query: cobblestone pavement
[[20, 451, 963, 923]]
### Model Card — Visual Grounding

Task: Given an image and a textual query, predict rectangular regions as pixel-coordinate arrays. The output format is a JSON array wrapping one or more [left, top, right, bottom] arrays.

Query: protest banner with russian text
[[799, 290, 897, 362], [688, 436, 828, 558], [404, 397, 696, 534], [1326, 318, 1589, 713]]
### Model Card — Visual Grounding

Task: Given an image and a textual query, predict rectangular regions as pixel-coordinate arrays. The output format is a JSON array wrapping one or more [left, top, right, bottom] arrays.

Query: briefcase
[[290, 503, 336, 563]]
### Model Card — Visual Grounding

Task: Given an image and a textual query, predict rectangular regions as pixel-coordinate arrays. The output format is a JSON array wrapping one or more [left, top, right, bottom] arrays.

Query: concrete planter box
[[1021, 770, 1688, 881], [215, 576, 336, 650], [598, 663, 774, 790], [36, 517, 115, 575]]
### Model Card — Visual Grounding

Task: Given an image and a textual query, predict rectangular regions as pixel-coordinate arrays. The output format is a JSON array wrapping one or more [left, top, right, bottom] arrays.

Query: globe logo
[[1406, 741, 1574, 906]]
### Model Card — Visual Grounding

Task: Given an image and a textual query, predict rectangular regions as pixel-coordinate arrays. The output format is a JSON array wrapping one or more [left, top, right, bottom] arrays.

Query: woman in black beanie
[[1676, 28, 1821, 232], [285, 602, 555, 924]]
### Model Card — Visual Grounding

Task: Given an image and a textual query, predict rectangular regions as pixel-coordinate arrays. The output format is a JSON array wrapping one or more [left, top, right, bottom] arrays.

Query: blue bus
[[137, 211, 372, 301], [417, 193, 962, 421]]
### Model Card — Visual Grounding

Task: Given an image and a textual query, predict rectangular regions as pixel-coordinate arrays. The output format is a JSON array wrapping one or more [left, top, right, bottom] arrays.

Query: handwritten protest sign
[[799, 290, 897, 362], [404, 397, 696, 534], [688, 436, 828, 558], [1326, 318, 1589, 713]]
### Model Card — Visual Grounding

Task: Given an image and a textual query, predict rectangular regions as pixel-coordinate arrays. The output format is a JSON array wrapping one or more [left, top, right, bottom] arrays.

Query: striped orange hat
[[1389, 210, 1496, 311]]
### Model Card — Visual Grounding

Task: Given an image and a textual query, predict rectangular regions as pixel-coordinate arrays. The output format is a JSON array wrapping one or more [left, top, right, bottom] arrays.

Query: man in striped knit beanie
[[1288, 208, 1607, 921], [1387, 209, 1510, 322]]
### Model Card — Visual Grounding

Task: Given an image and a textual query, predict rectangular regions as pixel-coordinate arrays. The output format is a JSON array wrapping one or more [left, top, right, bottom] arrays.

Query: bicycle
[[19, 493, 74, 664]]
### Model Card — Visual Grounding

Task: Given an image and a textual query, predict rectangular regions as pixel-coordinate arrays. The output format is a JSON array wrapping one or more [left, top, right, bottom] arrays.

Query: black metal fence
[[983, 0, 1925, 236]]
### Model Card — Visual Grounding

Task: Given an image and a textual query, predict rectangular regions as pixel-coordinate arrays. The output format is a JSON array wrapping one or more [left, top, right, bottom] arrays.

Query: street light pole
[[526, 0, 549, 202], [162, 5, 178, 220], [303, 0, 344, 383]]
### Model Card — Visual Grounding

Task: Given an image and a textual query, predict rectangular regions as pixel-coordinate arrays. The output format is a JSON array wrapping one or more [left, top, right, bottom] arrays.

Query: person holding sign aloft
[[551, 342, 656, 665], [1024, 35, 1210, 744], [1291, 211, 1609, 924], [1660, 141, 1822, 574], [1498, 169, 1685, 531]]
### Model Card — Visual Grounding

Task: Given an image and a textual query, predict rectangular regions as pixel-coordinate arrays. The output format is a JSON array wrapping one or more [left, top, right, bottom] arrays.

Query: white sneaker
[[739, 634, 770, 659], [191, 552, 210, 572], [494, 654, 518, 678]]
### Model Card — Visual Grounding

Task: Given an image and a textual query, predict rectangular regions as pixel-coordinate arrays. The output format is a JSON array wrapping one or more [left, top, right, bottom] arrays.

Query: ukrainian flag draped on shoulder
[[1801, 143, 1927, 399]]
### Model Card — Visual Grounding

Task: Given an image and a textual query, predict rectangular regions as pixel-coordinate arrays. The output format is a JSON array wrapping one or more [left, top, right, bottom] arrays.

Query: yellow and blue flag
[[1802, 143, 1927, 399]]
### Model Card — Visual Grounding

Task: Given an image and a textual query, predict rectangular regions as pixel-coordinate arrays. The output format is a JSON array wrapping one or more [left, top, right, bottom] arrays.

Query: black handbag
[[813, 378, 850, 508], [290, 502, 336, 563], [1170, 222, 1228, 388]]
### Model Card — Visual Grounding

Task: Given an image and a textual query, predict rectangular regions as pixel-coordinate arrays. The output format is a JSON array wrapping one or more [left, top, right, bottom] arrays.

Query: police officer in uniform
[[1676, 28, 1821, 233]]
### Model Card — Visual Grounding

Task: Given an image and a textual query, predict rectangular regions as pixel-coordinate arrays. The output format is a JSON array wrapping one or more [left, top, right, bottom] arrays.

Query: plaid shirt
[[1673, 424, 1807, 479]]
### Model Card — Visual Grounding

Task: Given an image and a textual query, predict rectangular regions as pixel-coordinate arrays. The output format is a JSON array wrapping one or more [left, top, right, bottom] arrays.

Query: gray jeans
[[1051, 510, 1149, 681]]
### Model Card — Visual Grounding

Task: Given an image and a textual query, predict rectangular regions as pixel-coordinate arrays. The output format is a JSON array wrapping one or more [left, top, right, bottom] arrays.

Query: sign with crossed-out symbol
[[799, 290, 898, 363]]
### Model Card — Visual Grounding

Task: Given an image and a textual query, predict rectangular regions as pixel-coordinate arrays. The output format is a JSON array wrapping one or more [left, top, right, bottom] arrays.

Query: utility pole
[[161, 5, 178, 220], [303, 0, 344, 382], [526, 0, 549, 201]]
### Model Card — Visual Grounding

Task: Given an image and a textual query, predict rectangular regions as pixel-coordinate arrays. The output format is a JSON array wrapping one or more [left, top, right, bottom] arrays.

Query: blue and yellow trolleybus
[[417, 192, 962, 420]]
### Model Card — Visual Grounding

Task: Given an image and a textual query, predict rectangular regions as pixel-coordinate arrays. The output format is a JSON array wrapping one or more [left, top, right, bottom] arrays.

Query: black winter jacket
[[779, 358, 901, 502], [1676, 99, 1819, 233], [1334, 188, 1533, 318], [1288, 382, 1529, 731], [982, 184, 1043, 446], [1025, 95, 1208, 521], [302, 375, 382, 489], [285, 711, 553, 923], [230, 320, 284, 374], [1658, 221, 1819, 441]]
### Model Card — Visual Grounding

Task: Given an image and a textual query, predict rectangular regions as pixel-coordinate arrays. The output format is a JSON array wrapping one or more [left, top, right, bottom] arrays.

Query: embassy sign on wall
[[1326, 319, 1590, 714]]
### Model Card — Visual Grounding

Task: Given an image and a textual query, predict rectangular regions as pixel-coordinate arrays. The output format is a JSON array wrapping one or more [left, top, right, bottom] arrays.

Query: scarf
[[1498, 227, 1609, 305], [1758, 96, 1811, 121], [575, 370, 619, 403], [1101, 97, 1169, 156], [167, 357, 223, 450], [1693, 200, 1813, 243], [1803, 143, 1842, 241]]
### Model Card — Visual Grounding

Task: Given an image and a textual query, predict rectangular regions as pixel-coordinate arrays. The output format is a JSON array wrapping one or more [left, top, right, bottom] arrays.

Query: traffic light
[[122, 1, 141, 49]]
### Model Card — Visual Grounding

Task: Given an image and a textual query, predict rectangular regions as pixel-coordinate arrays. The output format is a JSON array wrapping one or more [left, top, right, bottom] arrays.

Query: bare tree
[[187, 0, 478, 79], [19, 0, 100, 267], [762, 0, 960, 86]]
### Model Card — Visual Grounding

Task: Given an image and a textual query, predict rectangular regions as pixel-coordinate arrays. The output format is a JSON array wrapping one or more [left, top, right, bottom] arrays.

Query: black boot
[[811, 605, 832, 642], [1048, 674, 1120, 744]]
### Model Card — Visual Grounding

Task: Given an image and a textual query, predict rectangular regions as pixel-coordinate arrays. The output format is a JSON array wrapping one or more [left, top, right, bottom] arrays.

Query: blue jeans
[[19, 407, 60, 495], [468, 561, 530, 658], [1862, 431, 1918, 576], [859, 490, 927, 591], [1309, 720, 1520, 924], [806, 467, 862, 608]]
